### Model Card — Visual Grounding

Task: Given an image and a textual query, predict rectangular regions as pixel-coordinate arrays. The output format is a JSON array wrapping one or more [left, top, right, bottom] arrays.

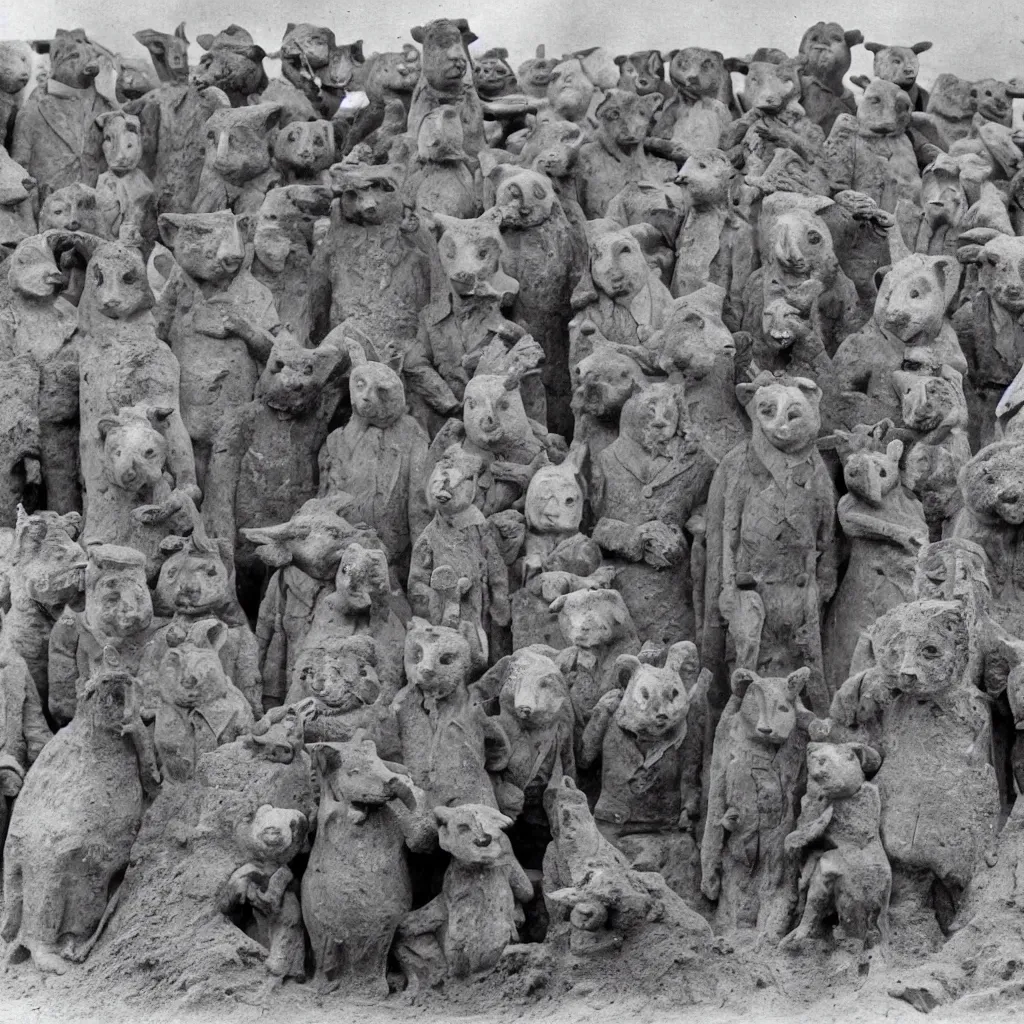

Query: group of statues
[[0, 11, 1023, 1009]]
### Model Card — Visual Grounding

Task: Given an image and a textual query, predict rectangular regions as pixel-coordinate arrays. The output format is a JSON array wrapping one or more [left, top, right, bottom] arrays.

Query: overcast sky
[[0, 0, 1020, 90]]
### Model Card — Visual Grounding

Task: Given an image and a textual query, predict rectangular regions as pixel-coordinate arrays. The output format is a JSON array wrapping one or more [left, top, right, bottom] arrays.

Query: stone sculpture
[[0, 41, 31, 150], [797, 21, 863, 135], [862, 39, 933, 110], [647, 49, 732, 162], [0, 147, 38, 251], [94, 111, 157, 250], [404, 106, 481, 219], [193, 25, 268, 107]]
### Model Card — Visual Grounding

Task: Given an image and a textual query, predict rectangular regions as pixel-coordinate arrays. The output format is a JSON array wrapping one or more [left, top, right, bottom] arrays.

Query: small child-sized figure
[[409, 445, 510, 661], [780, 740, 890, 952], [272, 119, 334, 185], [403, 105, 481, 219], [648, 48, 732, 162], [153, 618, 255, 782], [95, 111, 157, 251]]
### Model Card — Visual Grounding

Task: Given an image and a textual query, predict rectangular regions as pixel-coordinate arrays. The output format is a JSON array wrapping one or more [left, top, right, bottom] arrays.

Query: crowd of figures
[[0, 11, 1022, 1005]]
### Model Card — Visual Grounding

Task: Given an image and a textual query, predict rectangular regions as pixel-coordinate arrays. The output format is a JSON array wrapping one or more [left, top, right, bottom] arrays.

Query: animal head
[[363, 46, 421, 97], [158, 210, 246, 284], [416, 106, 465, 163], [913, 538, 991, 603], [329, 165, 403, 226], [255, 338, 344, 418], [491, 167, 556, 229], [614, 50, 666, 97], [276, 22, 336, 81], [864, 40, 931, 90], [874, 253, 958, 342], [857, 78, 913, 137], [463, 373, 533, 451], [619, 383, 683, 453], [97, 403, 171, 493], [547, 59, 595, 122], [50, 28, 101, 89], [7, 235, 64, 299], [759, 191, 836, 274], [519, 112, 585, 179], [349, 359, 406, 428], [134, 23, 190, 84], [613, 641, 702, 740], [920, 154, 967, 228], [737, 374, 821, 455], [334, 540, 390, 616], [194, 26, 267, 96], [729, 56, 805, 115], [81, 241, 154, 320], [518, 46, 559, 98], [253, 184, 332, 271], [154, 532, 235, 618], [429, 208, 514, 300], [927, 74, 976, 121], [115, 55, 157, 103], [571, 344, 644, 418], [549, 587, 634, 650], [667, 47, 726, 100], [243, 707, 304, 763], [798, 21, 863, 83], [484, 646, 568, 729], [869, 598, 970, 695], [39, 183, 106, 235], [587, 219, 651, 300], [435, 804, 514, 865], [96, 111, 143, 174], [526, 461, 584, 535], [0, 146, 34, 218], [243, 804, 307, 863], [594, 89, 662, 152], [675, 149, 735, 209], [840, 439, 904, 505], [959, 438, 1024, 525], [731, 666, 810, 744], [321, 39, 366, 90], [805, 741, 881, 799], [82, 648, 135, 731], [893, 366, 967, 433], [656, 285, 737, 377], [474, 48, 516, 99], [315, 733, 415, 812], [957, 233, 1024, 315], [162, 618, 230, 708], [11, 507, 85, 608], [971, 78, 1024, 127], [83, 544, 152, 639], [426, 444, 482, 515], [404, 617, 472, 699], [273, 120, 334, 177], [410, 18, 475, 94], [201, 104, 280, 185], [294, 634, 379, 710], [0, 41, 32, 94]]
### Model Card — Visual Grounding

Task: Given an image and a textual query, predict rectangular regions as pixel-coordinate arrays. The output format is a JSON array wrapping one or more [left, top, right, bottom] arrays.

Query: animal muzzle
[[83, 61, 101, 79]]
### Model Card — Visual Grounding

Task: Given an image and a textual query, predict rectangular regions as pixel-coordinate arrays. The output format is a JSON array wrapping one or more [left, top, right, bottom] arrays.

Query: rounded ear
[[352, 40, 365, 62], [735, 381, 759, 408], [614, 653, 642, 690], [723, 57, 749, 75], [548, 594, 568, 614], [202, 619, 229, 652], [864, 42, 884, 55], [885, 438, 904, 463], [158, 213, 184, 250], [873, 266, 890, 291], [844, 29, 864, 48], [614, 55, 628, 67], [97, 414, 120, 442], [731, 668, 756, 697], [912, 41, 933, 55], [933, 254, 961, 310], [433, 805, 453, 825], [159, 535, 188, 555], [850, 742, 882, 775], [196, 33, 215, 51], [785, 666, 811, 699], [664, 640, 700, 682], [163, 648, 184, 675], [1008, 77, 1024, 99], [146, 406, 174, 432]]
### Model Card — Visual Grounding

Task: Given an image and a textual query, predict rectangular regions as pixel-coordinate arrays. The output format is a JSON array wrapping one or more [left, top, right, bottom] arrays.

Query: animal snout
[[516, 703, 534, 719], [66, 218, 81, 231], [473, 834, 492, 848], [756, 724, 774, 736], [83, 61, 101, 78], [1000, 488, 1022, 505]]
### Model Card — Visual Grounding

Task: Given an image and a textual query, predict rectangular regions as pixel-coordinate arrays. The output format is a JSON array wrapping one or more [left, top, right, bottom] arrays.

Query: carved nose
[[67, 219, 81, 231], [1000, 489, 1021, 504], [473, 835, 492, 847], [517, 704, 534, 717], [21, 177, 35, 191], [757, 725, 773, 736]]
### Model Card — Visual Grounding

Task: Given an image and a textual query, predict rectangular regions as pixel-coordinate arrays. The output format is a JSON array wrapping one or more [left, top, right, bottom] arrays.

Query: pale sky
[[0, 0, 1020, 92]]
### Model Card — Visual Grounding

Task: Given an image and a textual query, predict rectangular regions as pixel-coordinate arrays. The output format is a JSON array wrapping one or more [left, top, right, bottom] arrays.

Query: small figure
[[861, 39, 933, 111], [272, 119, 334, 185], [797, 21, 863, 135], [403, 106, 481, 219], [94, 111, 157, 250], [193, 25, 268, 108], [647, 49, 732, 162]]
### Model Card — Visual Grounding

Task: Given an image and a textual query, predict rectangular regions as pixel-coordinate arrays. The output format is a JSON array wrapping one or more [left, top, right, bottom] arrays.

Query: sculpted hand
[[192, 305, 230, 338]]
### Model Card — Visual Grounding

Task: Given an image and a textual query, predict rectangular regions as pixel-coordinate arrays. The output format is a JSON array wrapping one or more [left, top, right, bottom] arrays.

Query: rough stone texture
[[94, 111, 157, 252]]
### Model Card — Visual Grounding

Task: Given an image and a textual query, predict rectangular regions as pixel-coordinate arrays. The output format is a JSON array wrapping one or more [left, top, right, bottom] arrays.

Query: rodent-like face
[[254, 185, 332, 270], [871, 45, 923, 89], [334, 542, 389, 615], [547, 60, 594, 121], [962, 440, 1024, 525], [766, 205, 834, 276], [975, 236, 1024, 314], [156, 549, 230, 616], [525, 465, 583, 534], [115, 59, 155, 102], [100, 415, 167, 493], [164, 643, 227, 709], [100, 114, 142, 173], [749, 381, 821, 454], [518, 53, 559, 96], [243, 508, 357, 581], [273, 120, 334, 173], [742, 61, 801, 114], [595, 90, 661, 151], [417, 106, 464, 162], [50, 29, 100, 89], [194, 48, 266, 97], [8, 237, 63, 299], [435, 212, 504, 296], [463, 374, 530, 449], [494, 169, 555, 228], [0, 42, 32, 94], [521, 116, 584, 179], [858, 79, 912, 137], [501, 650, 568, 729], [806, 743, 866, 798], [366, 47, 420, 94], [435, 804, 512, 865], [277, 23, 335, 75], [203, 105, 279, 185], [297, 638, 379, 710], [553, 589, 631, 649], [88, 566, 152, 638], [159, 210, 245, 284], [799, 22, 856, 81], [842, 444, 902, 506], [927, 74, 975, 119], [876, 258, 950, 342], [669, 47, 724, 100], [675, 150, 732, 208], [258, 341, 340, 418], [621, 384, 680, 452], [894, 371, 964, 432], [415, 19, 469, 91], [618, 663, 690, 739], [571, 347, 642, 417], [248, 805, 305, 860], [319, 736, 412, 810], [734, 668, 807, 745], [135, 26, 190, 83], [427, 458, 477, 515], [913, 540, 989, 602], [617, 50, 665, 97], [86, 672, 131, 730], [350, 362, 405, 426], [762, 296, 813, 353], [473, 52, 516, 99], [39, 184, 102, 235], [404, 621, 470, 698], [323, 41, 365, 90], [590, 227, 649, 299], [85, 244, 154, 320], [921, 159, 966, 228], [871, 599, 969, 695], [15, 510, 86, 609], [332, 170, 402, 227], [971, 78, 1016, 125]]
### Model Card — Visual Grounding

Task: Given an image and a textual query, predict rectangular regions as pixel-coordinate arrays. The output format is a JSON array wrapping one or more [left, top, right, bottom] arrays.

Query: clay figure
[[409, 445, 510, 659], [545, 59, 598, 126], [404, 105, 481, 219], [916, 74, 977, 150], [701, 666, 810, 938], [822, 437, 927, 697], [754, 288, 835, 407], [192, 104, 283, 215], [474, 48, 518, 100], [272, 23, 338, 120], [517, 47, 558, 101], [780, 740, 890, 951], [193, 26, 268, 108], [648, 49, 733, 163], [243, 496, 361, 706], [0, 508, 85, 708], [862, 40, 933, 111], [970, 78, 1024, 128], [114, 55, 157, 105], [576, 90, 669, 220], [704, 374, 837, 714], [0, 234, 80, 515], [251, 184, 332, 345], [395, 804, 532, 988], [340, 46, 421, 158], [272, 119, 335, 185], [38, 183, 109, 237], [47, 544, 159, 725], [0, 355, 41, 527], [0, 41, 32, 150], [393, 618, 508, 809], [407, 19, 484, 155], [11, 29, 114, 192], [569, 343, 645, 464], [301, 736, 433, 996], [94, 111, 157, 250], [0, 648, 159, 973], [155, 209, 280, 488], [591, 382, 716, 645], [153, 617, 254, 782], [131, 23, 226, 214], [204, 337, 345, 573], [797, 22, 863, 136], [0, 147, 38, 251], [614, 51, 671, 101]]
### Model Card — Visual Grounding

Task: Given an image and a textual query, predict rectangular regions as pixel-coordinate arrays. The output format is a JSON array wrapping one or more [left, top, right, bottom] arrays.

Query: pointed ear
[[885, 438, 904, 463], [785, 666, 811, 699], [850, 742, 882, 775], [864, 42, 884, 55], [844, 29, 864, 48], [97, 414, 120, 442], [434, 805, 453, 825], [724, 57, 749, 75], [158, 213, 185, 250], [731, 667, 756, 697], [352, 40, 365, 62], [146, 406, 174, 432], [664, 640, 700, 685], [912, 41, 933, 54], [638, 93, 663, 118], [933, 254, 961, 310], [202, 619, 229, 652]]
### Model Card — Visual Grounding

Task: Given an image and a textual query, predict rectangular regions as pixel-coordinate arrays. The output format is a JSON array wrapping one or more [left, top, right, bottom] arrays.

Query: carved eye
[[564, 495, 576, 505], [271, 359, 285, 373], [144, 447, 156, 458], [207, 130, 216, 142], [640, 687, 650, 699], [457, 823, 471, 834], [760, 403, 776, 417], [123, 271, 137, 284], [411, 645, 423, 662], [439, 652, 456, 666], [806, 230, 822, 245], [94, 268, 105, 285], [778, 702, 790, 712], [478, 248, 489, 259], [205, 566, 217, 577], [287, 132, 297, 143], [497, 398, 510, 412], [921, 644, 941, 658], [378, 180, 396, 193], [787, 408, 802, 422], [303, 364, 314, 376], [314, 136, 325, 147], [533, 184, 546, 200]]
